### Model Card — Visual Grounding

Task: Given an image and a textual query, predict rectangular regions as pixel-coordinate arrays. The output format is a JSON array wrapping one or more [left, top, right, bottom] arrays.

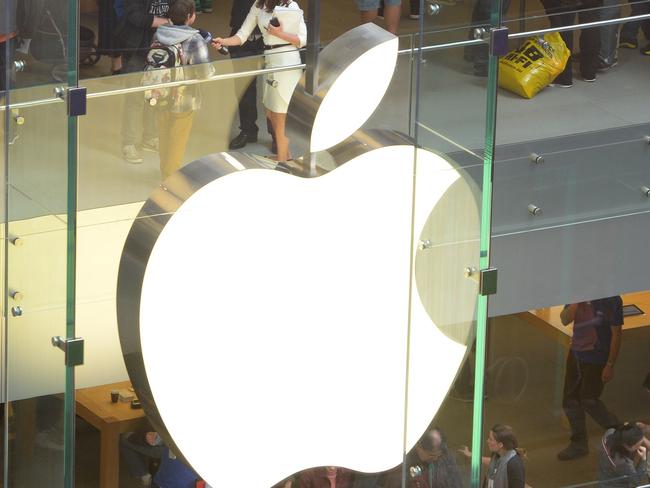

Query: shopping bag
[[498, 33, 570, 99]]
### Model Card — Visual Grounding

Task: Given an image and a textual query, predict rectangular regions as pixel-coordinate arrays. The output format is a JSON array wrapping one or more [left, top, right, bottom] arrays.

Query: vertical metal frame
[[63, 0, 80, 484]]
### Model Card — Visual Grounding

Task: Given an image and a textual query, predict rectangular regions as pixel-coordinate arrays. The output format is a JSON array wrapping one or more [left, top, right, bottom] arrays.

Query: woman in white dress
[[214, 0, 307, 162]]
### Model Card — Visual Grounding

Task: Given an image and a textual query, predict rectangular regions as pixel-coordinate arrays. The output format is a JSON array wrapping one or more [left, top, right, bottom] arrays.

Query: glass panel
[[3, 96, 69, 486], [486, 15, 650, 488], [3, 0, 77, 481], [72, 31, 421, 487], [407, 6, 499, 487]]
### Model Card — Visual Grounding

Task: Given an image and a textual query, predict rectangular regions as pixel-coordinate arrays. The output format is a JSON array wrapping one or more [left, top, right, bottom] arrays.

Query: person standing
[[227, 0, 275, 152], [356, 0, 401, 35], [116, 0, 172, 163], [557, 296, 622, 460], [459, 424, 526, 488], [214, 0, 307, 163], [540, 0, 603, 85]]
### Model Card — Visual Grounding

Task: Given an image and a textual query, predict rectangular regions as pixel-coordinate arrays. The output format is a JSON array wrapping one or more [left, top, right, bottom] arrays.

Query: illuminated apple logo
[[117, 23, 479, 488]]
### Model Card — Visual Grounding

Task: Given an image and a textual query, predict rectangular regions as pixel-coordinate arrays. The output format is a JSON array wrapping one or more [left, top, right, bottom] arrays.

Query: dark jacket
[[117, 0, 169, 55], [597, 428, 649, 487]]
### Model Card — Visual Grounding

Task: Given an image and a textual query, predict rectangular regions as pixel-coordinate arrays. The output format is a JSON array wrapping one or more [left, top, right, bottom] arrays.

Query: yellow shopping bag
[[498, 33, 570, 99]]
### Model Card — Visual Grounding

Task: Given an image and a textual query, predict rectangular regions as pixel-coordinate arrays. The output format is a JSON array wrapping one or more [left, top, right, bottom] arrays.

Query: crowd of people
[[119, 296, 650, 488]]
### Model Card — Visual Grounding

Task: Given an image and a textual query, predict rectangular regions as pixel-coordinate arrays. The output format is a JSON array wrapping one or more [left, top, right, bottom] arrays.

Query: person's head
[[256, 0, 289, 13], [608, 424, 644, 458], [416, 427, 447, 462], [169, 0, 196, 25], [488, 424, 519, 454]]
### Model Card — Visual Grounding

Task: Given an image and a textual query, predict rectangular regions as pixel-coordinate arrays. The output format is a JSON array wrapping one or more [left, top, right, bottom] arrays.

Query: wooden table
[[523, 291, 650, 339], [76, 381, 150, 488]]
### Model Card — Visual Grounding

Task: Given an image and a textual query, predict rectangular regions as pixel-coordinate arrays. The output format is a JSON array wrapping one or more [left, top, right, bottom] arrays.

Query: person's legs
[[578, 0, 603, 80], [578, 362, 619, 429], [409, 0, 420, 18], [121, 54, 149, 161], [382, 2, 402, 34], [470, 0, 512, 74], [542, 2, 576, 85], [229, 40, 262, 149], [158, 111, 194, 180], [559, 353, 589, 460], [620, 0, 646, 45], [268, 110, 290, 162], [596, 0, 620, 68]]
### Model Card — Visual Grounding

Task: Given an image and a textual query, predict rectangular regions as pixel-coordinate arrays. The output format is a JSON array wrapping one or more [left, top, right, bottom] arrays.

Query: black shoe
[[557, 443, 588, 461], [473, 64, 488, 77], [229, 131, 258, 150]]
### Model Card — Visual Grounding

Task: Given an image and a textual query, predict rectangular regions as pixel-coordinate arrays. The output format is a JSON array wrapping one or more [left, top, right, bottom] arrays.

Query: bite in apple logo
[[117, 23, 479, 488]]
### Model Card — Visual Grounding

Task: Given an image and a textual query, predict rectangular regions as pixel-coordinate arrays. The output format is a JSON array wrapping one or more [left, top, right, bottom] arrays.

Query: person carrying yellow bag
[[498, 33, 570, 99]]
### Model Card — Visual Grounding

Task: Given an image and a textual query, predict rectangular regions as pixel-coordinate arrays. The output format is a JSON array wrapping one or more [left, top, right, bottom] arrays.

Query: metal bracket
[[490, 27, 510, 57], [55, 87, 87, 116], [472, 26, 510, 57], [479, 267, 498, 296], [52, 336, 85, 367]]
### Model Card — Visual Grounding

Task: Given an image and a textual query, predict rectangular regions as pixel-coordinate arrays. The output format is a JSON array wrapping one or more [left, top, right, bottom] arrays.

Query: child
[[151, 0, 212, 179]]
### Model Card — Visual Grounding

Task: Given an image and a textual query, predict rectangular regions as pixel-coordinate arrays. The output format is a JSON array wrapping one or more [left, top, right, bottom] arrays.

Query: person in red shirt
[[298, 466, 355, 488]]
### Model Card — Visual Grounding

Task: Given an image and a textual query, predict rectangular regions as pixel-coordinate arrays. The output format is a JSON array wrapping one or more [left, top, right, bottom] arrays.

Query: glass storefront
[[2, 0, 650, 486]]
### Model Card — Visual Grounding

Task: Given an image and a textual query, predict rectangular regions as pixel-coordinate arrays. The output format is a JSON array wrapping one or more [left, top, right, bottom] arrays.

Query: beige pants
[[157, 110, 195, 180]]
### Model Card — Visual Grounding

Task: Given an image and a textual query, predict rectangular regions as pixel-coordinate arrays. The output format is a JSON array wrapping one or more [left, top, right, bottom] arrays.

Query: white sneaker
[[409, 13, 420, 19], [122, 144, 143, 163], [142, 138, 159, 153]]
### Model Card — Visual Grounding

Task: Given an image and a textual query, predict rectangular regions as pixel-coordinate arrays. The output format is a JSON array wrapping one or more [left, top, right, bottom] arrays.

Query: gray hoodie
[[152, 24, 213, 112]]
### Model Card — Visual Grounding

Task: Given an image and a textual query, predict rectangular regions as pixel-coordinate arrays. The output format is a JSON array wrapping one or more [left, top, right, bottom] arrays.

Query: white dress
[[235, 2, 307, 114]]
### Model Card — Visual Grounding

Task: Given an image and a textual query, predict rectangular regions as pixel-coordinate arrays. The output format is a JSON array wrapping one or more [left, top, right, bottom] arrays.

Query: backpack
[[142, 40, 186, 107]]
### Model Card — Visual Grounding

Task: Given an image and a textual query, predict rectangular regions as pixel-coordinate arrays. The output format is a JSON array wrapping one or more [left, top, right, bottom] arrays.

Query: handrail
[[3, 11, 650, 111]]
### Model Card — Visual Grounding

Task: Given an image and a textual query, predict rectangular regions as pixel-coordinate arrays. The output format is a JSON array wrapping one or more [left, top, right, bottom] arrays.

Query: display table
[[76, 380, 150, 488]]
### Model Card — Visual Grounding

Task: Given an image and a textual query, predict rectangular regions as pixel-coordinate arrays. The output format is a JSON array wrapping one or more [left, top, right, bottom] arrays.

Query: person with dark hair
[[407, 427, 463, 488], [213, 0, 307, 163], [459, 424, 526, 488], [116, 0, 172, 162], [227, 0, 276, 152], [597, 423, 649, 487], [557, 296, 622, 460], [150, 0, 213, 179]]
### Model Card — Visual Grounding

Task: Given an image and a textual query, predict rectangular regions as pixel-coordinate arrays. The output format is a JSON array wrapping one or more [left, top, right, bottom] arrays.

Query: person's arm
[[602, 299, 624, 384], [214, 5, 257, 48], [560, 303, 578, 326], [602, 325, 621, 383], [506, 456, 526, 488], [458, 446, 491, 467], [123, 0, 168, 29]]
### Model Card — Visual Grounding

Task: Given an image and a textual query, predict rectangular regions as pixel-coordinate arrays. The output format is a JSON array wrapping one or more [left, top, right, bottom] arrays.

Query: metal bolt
[[11, 306, 23, 317], [528, 204, 542, 216], [529, 153, 544, 164], [645, 136, 650, 145], [419, 239, 433, 250], [426, 2, 441, 15], [9, 235, 23, 246], [54, 86, 65, 99], [473, 27, 488, 40], [13, 60, 26, 72], [642, 186, 650, 197], [10, 290, 23, 302]]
